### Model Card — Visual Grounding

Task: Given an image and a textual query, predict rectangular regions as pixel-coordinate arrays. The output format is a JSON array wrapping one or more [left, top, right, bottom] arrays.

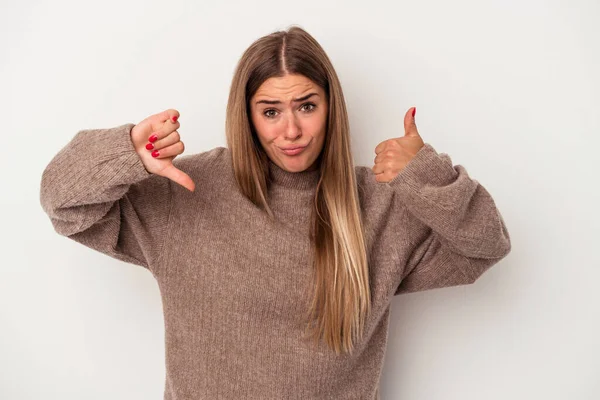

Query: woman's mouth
[[280, 144, 308, 156]]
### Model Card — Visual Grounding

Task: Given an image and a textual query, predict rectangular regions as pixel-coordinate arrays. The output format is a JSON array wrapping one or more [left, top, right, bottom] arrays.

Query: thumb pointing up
[[372, 106, 424, 182], [403, 107, 420, 138]]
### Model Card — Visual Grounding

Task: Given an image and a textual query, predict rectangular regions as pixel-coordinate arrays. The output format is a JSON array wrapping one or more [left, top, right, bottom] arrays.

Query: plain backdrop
[[2, 0, 599, 399]]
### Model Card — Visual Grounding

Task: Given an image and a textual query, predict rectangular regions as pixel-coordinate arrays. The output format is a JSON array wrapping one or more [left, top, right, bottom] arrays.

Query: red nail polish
[[151, 150, 160, 158], [149, 134, 158, 142], [172, 115, 178, 122], [145, 143, 154, 150], [412, 107, 416, 117]]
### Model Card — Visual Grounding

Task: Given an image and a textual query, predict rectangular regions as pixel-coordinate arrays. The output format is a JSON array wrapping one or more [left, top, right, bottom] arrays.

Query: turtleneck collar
[[267, 159, 320, 190]]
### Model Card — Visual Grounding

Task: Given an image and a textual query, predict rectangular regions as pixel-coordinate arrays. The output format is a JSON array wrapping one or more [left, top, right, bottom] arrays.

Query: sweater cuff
[[386, 143, 459, 200], [94, 122, 152, 183]]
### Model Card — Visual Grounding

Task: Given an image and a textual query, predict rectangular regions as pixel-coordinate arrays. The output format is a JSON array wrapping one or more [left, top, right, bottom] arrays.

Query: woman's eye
[[302, 103, 316, 112], [263, 103, 316, 118]]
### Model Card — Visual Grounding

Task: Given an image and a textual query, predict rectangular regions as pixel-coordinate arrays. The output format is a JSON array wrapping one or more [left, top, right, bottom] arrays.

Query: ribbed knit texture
[[40, 123, 511, 399]]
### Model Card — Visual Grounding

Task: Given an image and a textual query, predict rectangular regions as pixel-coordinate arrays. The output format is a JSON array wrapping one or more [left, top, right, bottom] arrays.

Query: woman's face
[[249, 73, 328, 173]]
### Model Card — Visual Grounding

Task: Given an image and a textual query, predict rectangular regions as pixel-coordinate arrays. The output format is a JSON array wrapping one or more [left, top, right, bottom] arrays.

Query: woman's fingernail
[[151, 150, 160, 158], [172, 115, 178, 122], [145, 143, 154, 150], [412, 107, 416, 117], [149, 134, 158, 143]]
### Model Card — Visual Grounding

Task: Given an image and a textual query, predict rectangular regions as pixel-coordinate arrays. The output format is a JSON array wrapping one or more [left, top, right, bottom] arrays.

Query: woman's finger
[[150, 141, 185, 159], [147, 119, 180, 143], [161, 164, 195, 192], [147, 130, 181, 151], [154, 109, 180, 125]]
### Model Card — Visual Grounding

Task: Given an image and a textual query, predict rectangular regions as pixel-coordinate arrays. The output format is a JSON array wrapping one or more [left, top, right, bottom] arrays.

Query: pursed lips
[[279, 145, 307, 150]]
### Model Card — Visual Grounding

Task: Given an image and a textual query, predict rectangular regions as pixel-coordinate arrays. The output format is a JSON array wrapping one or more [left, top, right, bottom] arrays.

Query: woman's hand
[[131, 109, 195, 192], [372, 107, 424, 183]]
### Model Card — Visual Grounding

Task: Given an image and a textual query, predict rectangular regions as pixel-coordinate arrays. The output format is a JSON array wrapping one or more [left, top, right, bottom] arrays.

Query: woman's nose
[[283, 113, 301, 140]]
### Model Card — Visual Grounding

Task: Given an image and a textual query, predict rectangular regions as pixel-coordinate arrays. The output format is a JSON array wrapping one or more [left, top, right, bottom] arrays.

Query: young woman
[[40, 26, 511, 399]]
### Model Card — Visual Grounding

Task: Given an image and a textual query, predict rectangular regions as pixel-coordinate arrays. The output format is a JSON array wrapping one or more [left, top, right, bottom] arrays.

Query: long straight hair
[[225, 26, 371, 355]]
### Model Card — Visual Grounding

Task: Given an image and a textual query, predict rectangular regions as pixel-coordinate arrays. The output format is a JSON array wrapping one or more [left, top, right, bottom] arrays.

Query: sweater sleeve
[[39, 123, 172, 276], [388, 143, 511, 295]]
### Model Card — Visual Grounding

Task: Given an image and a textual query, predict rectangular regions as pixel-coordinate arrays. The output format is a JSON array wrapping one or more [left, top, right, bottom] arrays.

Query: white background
[[2, 0, 599, 399]]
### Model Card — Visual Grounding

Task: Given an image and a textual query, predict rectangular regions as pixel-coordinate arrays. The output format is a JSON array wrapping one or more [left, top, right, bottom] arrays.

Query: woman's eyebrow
[[255, 92, 319, 105]]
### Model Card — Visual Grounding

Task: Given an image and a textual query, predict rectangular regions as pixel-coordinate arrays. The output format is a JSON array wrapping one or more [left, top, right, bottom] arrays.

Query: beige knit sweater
[[39, 123, 511, 399]]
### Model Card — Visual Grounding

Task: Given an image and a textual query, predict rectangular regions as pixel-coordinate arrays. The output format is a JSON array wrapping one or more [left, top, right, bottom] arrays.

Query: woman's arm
[[39, 123, 173, 276], [388, 143, 511, 295]]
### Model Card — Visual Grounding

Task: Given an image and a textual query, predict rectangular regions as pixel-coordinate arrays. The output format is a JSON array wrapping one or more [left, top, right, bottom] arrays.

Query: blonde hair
[[225, 25, 371, 355]]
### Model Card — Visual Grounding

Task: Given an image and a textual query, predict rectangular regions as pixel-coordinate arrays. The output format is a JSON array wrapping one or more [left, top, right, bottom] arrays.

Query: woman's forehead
[[253, 74, 322, 101]]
